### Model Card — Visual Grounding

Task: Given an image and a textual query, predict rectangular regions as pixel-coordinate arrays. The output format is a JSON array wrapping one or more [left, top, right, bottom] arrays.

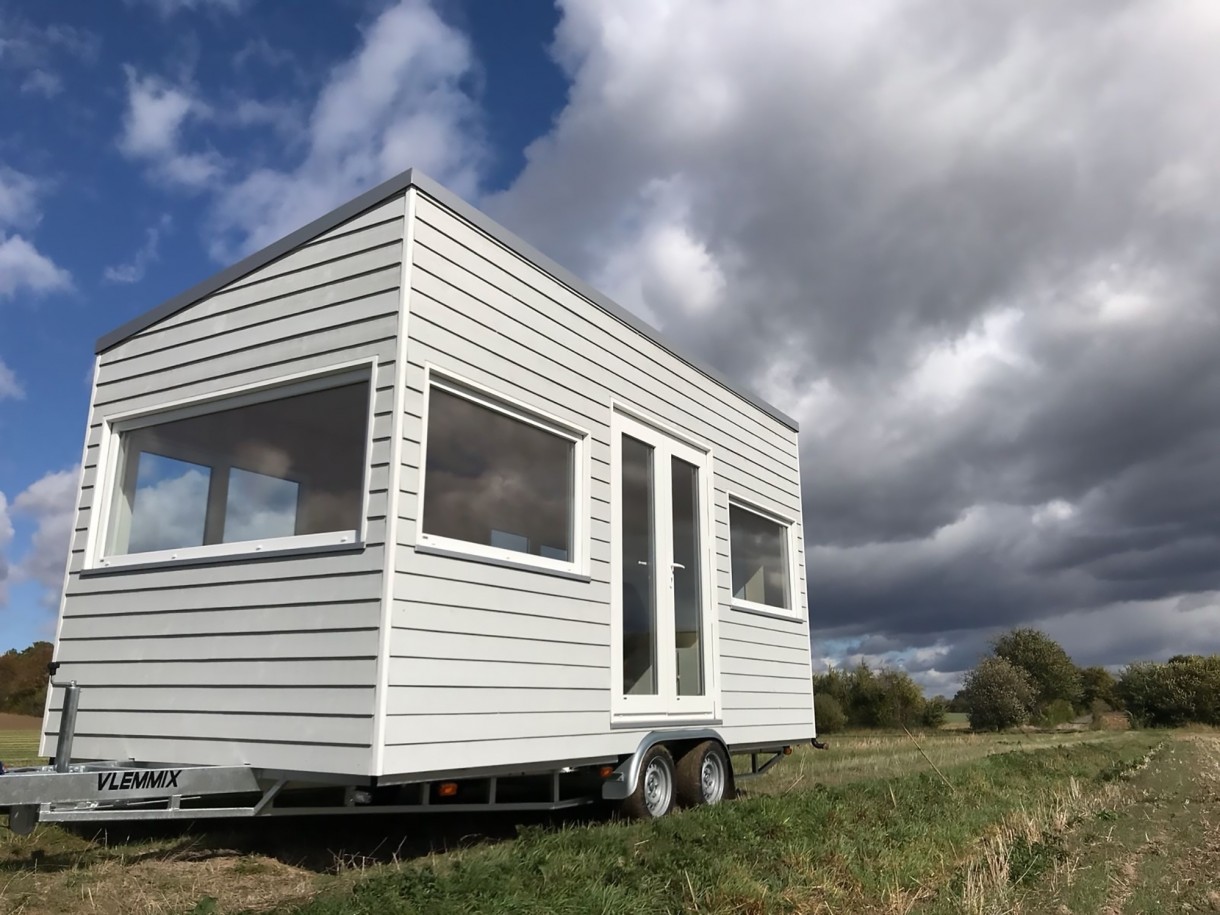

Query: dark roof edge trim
[[94, 168, 422, 356], [95, 167, 799, 433]]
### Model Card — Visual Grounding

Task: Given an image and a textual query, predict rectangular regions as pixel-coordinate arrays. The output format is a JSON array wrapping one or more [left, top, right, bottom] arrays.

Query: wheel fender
[[602, 729, 726, 800]]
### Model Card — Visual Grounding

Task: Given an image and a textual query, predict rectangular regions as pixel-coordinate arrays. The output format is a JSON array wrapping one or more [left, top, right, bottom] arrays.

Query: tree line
[[0, 641, 52, 716], [814, 628, 1220, 733]]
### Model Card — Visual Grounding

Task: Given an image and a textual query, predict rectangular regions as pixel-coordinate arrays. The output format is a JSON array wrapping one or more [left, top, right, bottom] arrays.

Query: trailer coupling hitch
[[811, 738, 829, 751]]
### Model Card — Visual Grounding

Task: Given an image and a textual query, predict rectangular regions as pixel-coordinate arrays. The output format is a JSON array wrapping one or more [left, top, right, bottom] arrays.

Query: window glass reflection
[[109, 381, 368, 556], [422, 387, 574, 562], [729, 504, 790, 610]]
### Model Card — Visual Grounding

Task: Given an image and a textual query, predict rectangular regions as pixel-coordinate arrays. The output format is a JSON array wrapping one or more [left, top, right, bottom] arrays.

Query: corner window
[[729, 502, 792, 612], [419, 379, 584, 574], [102, 376, 370, 565]]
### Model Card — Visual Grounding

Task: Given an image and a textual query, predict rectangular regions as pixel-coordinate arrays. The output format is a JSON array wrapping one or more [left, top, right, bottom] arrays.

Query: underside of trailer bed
[[2, 707, 821, 835]]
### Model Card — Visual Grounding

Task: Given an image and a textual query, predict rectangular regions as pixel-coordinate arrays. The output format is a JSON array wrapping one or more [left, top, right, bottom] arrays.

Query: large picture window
[[419, 379, 583, 573], [102, 376, 370, 564], [729, 501, 793, 612]]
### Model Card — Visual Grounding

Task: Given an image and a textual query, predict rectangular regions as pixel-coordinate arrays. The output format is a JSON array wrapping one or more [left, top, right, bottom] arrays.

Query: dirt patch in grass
[[0, 715, 40, 731], [1, 831, 317, 915], [1010, 734, 1220, 914]]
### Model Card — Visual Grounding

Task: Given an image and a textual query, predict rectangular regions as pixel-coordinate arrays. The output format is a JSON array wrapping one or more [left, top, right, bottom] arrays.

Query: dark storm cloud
[[493, 0, 1220, 681]]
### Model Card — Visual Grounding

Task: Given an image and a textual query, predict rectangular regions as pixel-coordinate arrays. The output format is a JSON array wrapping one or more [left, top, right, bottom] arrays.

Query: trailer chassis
[[2, 682, 819, 835]]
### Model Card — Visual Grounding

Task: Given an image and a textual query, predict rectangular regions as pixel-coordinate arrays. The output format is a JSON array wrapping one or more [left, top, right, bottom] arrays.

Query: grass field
[[2, 727, 1216, 914], [0, 715, 41, 768]]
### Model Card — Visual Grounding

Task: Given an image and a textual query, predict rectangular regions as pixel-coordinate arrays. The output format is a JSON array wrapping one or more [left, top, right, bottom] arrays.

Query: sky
[[3, 0, 1220, 695]]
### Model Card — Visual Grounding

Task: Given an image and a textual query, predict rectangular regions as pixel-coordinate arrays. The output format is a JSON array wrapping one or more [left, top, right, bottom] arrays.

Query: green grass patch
[[0, 725, 41, 767], [278, 733, 1160, 915]]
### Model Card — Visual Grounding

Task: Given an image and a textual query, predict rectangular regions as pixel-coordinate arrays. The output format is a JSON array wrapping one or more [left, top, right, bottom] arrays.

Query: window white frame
[[610, 406, 719, 724], [88, 359, 377, 571], [726, 494, 802, 620], [414, 366, 591, 579]]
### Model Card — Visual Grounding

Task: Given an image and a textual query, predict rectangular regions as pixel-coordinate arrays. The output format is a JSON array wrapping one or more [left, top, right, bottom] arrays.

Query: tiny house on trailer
[[3, 168, 815, 829]]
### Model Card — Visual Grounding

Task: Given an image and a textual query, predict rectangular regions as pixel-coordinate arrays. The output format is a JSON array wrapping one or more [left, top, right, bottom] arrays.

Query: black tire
[[675, 740, 732, 807], [619, 744, 677, 820]]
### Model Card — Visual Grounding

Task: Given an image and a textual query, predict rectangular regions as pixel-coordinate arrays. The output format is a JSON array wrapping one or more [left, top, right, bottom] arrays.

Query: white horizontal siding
[[393, 602, 608, 643], [49, 195, 408, 775], [392, 629, 607, 669], [48, 686, 373, 717], [383, 191, 813, 776], [55, 629, 378, 663], [43, 736, 369, 773], [54, 658, 378, 687], [388, 657, 605, 690], [387, 686, 607, 716], [46, 710, 373, 746], [58, 603, 381, 638]]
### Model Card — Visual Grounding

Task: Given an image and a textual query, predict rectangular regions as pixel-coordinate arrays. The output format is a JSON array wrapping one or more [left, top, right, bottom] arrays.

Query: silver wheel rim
[[643, 758, 673, 817], [700, 751, 726, 804]]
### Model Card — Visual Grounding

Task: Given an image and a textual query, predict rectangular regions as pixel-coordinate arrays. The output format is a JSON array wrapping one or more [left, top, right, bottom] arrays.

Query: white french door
[[610, 411, 718, 722]]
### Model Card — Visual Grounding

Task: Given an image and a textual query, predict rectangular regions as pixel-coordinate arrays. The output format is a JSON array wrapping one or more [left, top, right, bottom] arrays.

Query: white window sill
[[414, 537, 591, 582], [729, 598, 804, 622], [84, 531, 363, 575], [609, 714, 722, 730]]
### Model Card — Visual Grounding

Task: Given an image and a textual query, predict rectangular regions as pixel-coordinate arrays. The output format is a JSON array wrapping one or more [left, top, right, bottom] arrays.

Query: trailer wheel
[[620, 744, 676, 819], [676, 740, 732, 807]]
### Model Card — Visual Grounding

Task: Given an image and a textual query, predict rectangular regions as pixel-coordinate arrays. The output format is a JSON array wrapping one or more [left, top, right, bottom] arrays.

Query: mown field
[[0, 715, 42, 768], [2, 723, 1217, 914]]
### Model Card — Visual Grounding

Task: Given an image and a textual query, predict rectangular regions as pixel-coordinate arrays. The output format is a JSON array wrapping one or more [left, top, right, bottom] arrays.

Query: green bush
[[1116, 655, 1220, 727], [921, 696, 948, 728], [962, 657, 1037, 731], [813, 663, 926, 729], [1040, 698, 1076, 727], [1079, 665, 1120, 711], [992, 628, 1082, 713], [813, 693, 847, 733]]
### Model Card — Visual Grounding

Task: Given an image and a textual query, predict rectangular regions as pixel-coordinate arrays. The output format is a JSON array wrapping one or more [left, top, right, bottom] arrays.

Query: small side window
[[102, 377, 370, 564], [418, 379, 585, 574], [729, 502, 793, 613]]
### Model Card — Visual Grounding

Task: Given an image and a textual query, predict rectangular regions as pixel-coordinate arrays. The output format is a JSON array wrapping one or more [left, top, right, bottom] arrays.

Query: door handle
[[671, 562, 686, 570], [637, 560, 649, 566]]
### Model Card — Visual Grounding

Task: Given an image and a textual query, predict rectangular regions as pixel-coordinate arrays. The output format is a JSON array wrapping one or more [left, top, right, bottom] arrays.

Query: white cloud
[[488, 0, 1220, 669], [0, 17, 100, 85], [207, 0, 486, 258], [0, 165, 71, 299], [0, 358, 23, 400], [125, 0, 246, 15], [0, 166, 40, 229], [232, 37, 297, 73], [12, 467, 79, 606], [591, 177, 727, 327], [118, 68, 224, 190], [103, 214, 172, 284], [125, 467, 209, 554], [20, 68, 61, 97], [0, 234, 72, 298]]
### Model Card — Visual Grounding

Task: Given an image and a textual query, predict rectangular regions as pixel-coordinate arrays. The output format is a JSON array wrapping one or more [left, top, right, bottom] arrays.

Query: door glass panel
[[621, 435, 656, 696], [672, 457, 704, 696]]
